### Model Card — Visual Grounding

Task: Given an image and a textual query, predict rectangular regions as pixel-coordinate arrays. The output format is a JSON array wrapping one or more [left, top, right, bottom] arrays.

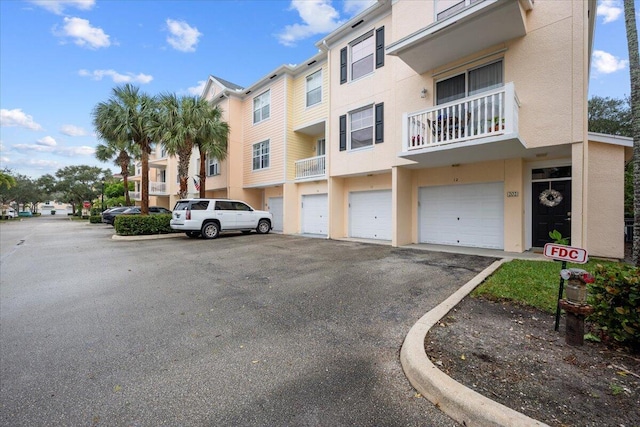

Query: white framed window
[[349, 106, 374, 150], [316, 138, 326, 156], [306, 70, 322, 107], [253, 90, 270, 124], [252, 140, 270, 170], [350, 31, 374, 81], [208, 157, 220, 176], [159, 170, 166, 183]]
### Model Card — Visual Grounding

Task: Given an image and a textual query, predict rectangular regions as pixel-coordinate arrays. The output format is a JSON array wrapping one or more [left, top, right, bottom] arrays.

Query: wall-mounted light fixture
[[420, 88, 428, 98]]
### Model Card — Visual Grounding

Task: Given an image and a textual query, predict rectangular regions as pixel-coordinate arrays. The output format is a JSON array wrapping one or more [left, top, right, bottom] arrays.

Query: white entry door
[[268, 197, 283, 232], [301, 194, 328, 235], [349, 190, 392, 240], [419, 182, 504, 249]]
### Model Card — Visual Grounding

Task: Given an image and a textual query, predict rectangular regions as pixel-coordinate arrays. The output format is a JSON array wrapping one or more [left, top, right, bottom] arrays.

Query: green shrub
[[89, 215, 102, 223], [588, 263, 640, 351], [114, 214, 172, 236]]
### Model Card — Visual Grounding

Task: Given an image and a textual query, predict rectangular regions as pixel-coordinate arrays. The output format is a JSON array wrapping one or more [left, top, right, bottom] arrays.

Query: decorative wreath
[[539, 189, 563, 207]]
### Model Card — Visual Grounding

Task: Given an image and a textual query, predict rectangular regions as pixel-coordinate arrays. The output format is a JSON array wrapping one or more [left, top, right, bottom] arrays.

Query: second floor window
[[252, 140, 270, 170], [340, 27, 384, 84], [253, 90, 270, 124], [208, 158, 219, 176], [339, 103, 384, 151], [306, 70, 322, 107], [436, 60, 503, 105]]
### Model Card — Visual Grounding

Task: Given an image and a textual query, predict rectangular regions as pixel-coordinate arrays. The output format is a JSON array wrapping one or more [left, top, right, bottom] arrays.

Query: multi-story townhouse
[[320, 0, 630, 258], [200, 53, 329, 234], [129, 144, 173, 210], [130, 0, 629, 260]]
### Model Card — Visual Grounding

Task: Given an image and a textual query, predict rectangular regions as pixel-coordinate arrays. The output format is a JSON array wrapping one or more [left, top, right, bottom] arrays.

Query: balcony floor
[[398, 134, 570, 168]]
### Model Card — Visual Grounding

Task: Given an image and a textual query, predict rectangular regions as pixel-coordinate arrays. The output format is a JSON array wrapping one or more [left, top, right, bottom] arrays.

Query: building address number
[[507, 191, 519, 197]]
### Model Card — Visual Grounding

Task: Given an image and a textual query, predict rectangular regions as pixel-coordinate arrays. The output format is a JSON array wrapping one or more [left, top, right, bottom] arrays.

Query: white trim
[[588, 132, 633, 147]]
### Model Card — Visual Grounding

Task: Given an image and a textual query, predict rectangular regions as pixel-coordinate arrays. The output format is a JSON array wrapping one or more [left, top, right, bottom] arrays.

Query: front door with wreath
[[532, 178, 571, 248]]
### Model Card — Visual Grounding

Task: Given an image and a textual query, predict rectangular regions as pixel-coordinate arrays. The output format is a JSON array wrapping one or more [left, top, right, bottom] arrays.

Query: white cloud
[[166, 19, 201, 52], [57, 146, 95, 156], [592, 49, 628, 74], [79, 69, 153, 84], [187, 80, 207, 96], [37, 136, 57, 147], [13, 143, 55, 153], [0, 109, 43, 131], [277, 0, 345, 47], [28, 0, 95, 15], [56, 17, 110, 49], [343, 0, 377, 16], [60, 124, 88, 136], [597, 0, 623, 23]]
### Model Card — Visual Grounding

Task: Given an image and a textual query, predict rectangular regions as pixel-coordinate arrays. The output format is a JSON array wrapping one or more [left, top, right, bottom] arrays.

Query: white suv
[[170, 199, 273, 239]]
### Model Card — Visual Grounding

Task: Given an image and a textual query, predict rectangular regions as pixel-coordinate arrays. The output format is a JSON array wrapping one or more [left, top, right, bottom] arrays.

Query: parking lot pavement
[[0, 219, 495, 426]]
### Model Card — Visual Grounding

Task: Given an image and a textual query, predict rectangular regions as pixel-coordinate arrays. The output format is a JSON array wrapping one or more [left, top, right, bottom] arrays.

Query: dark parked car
[[101, 206, 135, 225], [121, 206, 172, 215]]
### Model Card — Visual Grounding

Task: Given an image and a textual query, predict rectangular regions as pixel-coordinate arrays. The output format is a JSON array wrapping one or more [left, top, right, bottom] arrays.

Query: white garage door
[[268, 197, 283, 232], [349, 190, 392, 240], [301, 194, 328, 235], [419, 182, 504, 249]]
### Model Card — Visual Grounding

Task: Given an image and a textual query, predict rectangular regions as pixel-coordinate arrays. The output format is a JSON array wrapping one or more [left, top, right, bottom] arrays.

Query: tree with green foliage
[[3, 173, 44, 213], [588, 96, 632, 136], [53, 165, 110, 215], [0, 168, 18, 216], [94, 127, 139, 206], [623, 0, 640, 265], [93, 84, 157, 214], [194, 103, 229, 198], [104, 180, 134, 208]]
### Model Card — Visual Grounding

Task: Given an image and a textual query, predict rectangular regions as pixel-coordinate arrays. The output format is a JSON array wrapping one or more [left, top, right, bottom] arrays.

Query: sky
[[0, 0, 635, 179]]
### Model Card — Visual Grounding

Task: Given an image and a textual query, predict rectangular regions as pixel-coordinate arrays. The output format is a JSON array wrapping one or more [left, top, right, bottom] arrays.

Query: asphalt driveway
[[0, 218, 495, 426]]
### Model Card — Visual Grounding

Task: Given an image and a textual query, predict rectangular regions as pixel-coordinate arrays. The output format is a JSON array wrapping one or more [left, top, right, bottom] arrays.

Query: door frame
[[525, 159, 572, 250]]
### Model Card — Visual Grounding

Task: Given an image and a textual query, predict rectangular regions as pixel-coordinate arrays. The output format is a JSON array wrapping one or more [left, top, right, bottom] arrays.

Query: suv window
[[232, 202, 252, 211], [191, 201, 209, 210], [215, 201, 233, 210], [174, 201, 190, 211]]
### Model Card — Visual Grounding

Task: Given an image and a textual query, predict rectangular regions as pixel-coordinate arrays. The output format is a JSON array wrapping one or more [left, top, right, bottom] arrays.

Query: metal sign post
[[543, 243, 589, 331]]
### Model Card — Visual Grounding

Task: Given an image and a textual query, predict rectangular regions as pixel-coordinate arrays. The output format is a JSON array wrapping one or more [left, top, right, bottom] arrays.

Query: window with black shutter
[[340, 47, 347, 84], [375, 102, 384, 143], [339, 115, 347, 151], [375, 27, 384, 69]]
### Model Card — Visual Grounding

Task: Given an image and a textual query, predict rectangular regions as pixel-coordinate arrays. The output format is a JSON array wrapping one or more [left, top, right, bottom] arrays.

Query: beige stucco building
[[130, 0, 631, 259]]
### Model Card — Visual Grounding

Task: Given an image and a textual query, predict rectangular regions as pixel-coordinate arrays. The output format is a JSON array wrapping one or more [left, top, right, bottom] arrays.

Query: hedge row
[[114, 214, 173, 236]]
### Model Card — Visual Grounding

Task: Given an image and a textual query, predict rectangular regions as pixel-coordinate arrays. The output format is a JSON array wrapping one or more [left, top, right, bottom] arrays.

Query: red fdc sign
[[83, 201, 91, 209], [543, 243, 588, 264]]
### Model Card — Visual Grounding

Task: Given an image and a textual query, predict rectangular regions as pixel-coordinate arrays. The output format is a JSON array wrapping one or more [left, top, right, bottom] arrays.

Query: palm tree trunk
[[625, 0, 640, 265], [199, 153, 207, 198], [141, 139, 150, 215], [118, 150, 131, 206]]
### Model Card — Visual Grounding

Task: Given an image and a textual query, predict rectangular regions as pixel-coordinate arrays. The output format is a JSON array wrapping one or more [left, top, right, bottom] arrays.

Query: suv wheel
[[256, 219, 271, 234], [201, 221, 220, 239]]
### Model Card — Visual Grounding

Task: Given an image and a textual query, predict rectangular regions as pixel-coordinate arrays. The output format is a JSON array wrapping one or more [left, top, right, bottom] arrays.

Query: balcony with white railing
[[295, 155, 326, 181], [386, 0, 533, 74], [129, 181, 168, 201], [400, 83, 525, 167]]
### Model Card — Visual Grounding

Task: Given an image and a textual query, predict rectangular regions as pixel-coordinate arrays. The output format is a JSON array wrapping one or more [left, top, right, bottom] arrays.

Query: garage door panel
[[349, 190, 392, 240], [419, 182, 504, 249], [302, 194, 327, 235]]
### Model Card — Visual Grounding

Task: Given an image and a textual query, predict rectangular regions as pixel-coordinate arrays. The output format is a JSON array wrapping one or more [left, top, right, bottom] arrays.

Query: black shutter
[[375, 26, 385, 69], [375, 103, 384, 144], [339, 114, 347, 151], [340, 47, 347, 84]]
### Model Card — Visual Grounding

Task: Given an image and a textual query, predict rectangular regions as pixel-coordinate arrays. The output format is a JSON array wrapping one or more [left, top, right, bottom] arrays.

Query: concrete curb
[[111, 233, 183, 241], [401, 258, 550, 427]]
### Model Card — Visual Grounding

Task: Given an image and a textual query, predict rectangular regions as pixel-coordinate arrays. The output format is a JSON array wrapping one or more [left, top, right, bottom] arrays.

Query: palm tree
[[93, 84, 157, 214], [154, 94, 229, 199], [624, 0, 640, 265], [93, 120, 139, 206], [194, 103, 229, 198]]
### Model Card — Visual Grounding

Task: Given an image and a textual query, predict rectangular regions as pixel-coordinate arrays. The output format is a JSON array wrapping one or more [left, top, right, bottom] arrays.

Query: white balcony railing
[[403, 82, 519, 152], [149, 181, 167, 194], [295, 155, 326, 180], [130, 191, 141, 201]]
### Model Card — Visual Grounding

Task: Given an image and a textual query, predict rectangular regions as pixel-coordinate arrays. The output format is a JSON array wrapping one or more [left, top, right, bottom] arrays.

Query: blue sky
[[0, 0, 635, 179]]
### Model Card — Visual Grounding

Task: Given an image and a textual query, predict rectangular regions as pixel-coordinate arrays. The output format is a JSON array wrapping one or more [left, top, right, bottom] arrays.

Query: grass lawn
[[472, 258, 621, 313]]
